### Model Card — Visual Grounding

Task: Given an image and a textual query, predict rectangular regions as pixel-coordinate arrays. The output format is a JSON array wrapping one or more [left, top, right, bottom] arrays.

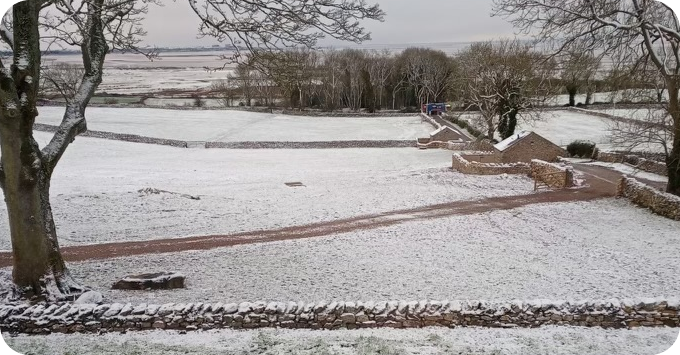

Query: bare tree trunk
[[566, 87, 577, 106], [0, 0, 83, 300], [667, 80, 680, 195], [0, 124, 79, 298]]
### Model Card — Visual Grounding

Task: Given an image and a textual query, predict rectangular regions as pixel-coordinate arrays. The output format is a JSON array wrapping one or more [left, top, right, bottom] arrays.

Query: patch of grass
[[355, 336, 405, 355]]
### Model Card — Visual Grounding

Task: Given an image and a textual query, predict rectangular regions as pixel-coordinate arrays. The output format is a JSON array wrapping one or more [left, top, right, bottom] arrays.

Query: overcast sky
[[142, 1, 519, 48]]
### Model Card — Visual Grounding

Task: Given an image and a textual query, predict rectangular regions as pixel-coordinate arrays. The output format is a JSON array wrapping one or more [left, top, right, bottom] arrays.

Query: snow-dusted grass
[[4, 326, 678, 355], [515, 111, 613, 147], [587, 107, 668, 121], [457, 109, 666, 153], [455, 110, 614, 147], [46, 198, 680, 304], [36, 106, 430, 142], [0, 132, 533, 250]]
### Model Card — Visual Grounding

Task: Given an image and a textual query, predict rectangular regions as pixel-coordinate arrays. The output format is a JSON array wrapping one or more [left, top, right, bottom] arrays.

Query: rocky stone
[[74, 291, 103, 305], [340, 313, 356, 324], [112, 272, 185, 290]]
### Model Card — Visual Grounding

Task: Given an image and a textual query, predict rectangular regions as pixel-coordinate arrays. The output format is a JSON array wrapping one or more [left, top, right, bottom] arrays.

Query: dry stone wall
[[448, 140, 495, 152], [452, 154, 530, 175], [530, 160, 574, 189], [595, 150, 668, 177], [1, 298, 677, 335], [617, 177, 680, 220]]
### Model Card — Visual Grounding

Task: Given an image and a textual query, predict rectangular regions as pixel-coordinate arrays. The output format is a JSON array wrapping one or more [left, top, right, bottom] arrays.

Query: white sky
[[141, 0, 519, 48]]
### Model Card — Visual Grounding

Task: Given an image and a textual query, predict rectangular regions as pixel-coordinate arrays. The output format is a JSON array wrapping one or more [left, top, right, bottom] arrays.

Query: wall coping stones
[[1, 298, 677, 335]]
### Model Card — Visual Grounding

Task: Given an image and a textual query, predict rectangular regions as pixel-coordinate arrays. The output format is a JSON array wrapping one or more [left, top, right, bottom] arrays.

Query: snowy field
[[0, 132, 533, 250], [457, 110, 614, 147], [458, 109, 668, 153], [547, 90, 667, 106], [34, 198, 680, 304], [46, 52, 236, 95], [4, 327, 678, 355], [36, 106, 430, 142], [587, 107, 669, 121]]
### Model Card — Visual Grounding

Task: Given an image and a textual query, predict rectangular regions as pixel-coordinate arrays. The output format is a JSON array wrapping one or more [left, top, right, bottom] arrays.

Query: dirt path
[[0, 166, 621, 267]]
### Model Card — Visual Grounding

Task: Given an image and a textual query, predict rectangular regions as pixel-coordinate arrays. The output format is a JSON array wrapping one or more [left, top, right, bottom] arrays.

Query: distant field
[[36, 106, 430, 142]]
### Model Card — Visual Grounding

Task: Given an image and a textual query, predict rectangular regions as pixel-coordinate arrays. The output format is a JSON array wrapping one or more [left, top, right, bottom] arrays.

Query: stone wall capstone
[[1, 298, 677, 335]]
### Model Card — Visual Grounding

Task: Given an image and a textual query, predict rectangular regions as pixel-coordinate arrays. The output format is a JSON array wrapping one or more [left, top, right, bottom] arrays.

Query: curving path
[[0, 164, 628, 267]]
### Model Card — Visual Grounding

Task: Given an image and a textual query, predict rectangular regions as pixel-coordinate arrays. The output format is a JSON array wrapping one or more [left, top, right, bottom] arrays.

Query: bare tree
[[337, 49, 365, 111], [319, 49, 345, 111], [0, 0, 383, 300], [559, 50, 600, 106], [0, 0, 156, 300], [368, 50, 394, 109], [40, 62, 85, 102], [252, 70, 275, 107], [229, 63, 254, 106], [493, 0, 680, 194], [610, 107, 674, 159], [455, 40, 556, 140], [210, 78, 236, 107]]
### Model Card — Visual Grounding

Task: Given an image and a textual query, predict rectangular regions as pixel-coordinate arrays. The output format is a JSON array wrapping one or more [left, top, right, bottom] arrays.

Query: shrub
[[567, 140, 596, 158], [103, 98, 119, 105]]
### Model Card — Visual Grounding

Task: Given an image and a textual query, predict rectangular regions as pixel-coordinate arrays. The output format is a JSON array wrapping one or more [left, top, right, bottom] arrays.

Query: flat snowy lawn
[[36, 106, 431, 142], [4, 327, 678, 355], [46, 198, 680, 304], [0, 132, 533, 250]]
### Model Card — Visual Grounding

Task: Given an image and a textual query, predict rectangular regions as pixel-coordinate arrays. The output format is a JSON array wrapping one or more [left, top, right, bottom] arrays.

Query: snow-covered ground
[[0, 132, 533, 250], [457, 109, 667, 153], [583, 162, 668, 183], [457, 110, 614, 147], [28, 198, 677, 304], [587, 107, 668, 121], [515, 111, 613, 147], [36, 106, 430, 142], [547, 90, 666, 106], [4, 326, 678, 355]]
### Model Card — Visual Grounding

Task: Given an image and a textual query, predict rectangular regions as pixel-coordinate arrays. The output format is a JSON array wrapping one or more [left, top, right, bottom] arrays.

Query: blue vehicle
[[422, 103, 447, 115]]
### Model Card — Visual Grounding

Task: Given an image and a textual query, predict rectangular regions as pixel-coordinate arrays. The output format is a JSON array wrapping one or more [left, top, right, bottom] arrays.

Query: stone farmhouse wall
[[596, 150, 668, 177], [1, 298, 677, 335], [452, 154, 530, 175], [530, 160, 575, 189], [617, 178, 680, 220], [499, 132, 566, 163]]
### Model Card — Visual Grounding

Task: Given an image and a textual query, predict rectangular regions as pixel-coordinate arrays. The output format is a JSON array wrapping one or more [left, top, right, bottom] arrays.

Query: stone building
[[494, 131, 565, 163]]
